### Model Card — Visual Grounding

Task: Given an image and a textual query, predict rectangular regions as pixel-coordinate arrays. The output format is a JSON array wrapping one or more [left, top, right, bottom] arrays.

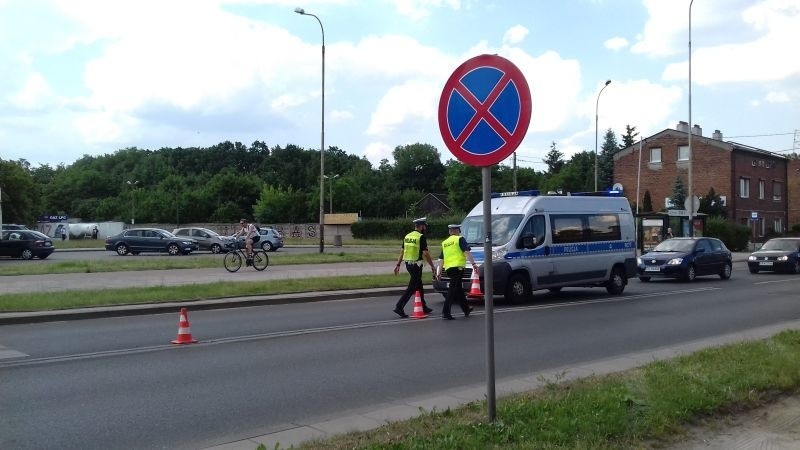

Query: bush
[[351, 215, 464, 240], [704, 216, 750, 251]]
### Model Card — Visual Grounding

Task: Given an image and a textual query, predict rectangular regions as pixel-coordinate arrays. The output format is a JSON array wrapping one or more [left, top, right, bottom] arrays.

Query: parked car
[[257, 226, 284, 252], [638, 237, 732, 282], [0, 229, 55, 259], [105, 228, 197, 256], [1, 224, 28, 230], [172, 227, 234, 254], [747, 238, 800, 274]]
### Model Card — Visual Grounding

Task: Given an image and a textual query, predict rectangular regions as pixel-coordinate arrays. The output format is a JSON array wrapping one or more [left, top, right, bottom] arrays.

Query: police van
[[433, 190, 637, 302]]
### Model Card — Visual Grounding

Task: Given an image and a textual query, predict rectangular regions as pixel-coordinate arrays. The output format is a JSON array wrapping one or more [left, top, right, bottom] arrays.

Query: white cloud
[[366, 80, 439, 136], [503, 25, 528, 46], [363, 141, 393, 165], [10, 72, 52, 109], [604, 37, 629, 51], [389, 0, 462, 21], [765, 91, 790, 103], [330, 109, 353, 121]]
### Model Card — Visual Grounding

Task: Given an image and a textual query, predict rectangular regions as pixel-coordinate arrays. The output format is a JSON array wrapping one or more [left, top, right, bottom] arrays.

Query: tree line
[[0, 128, 640, 225]]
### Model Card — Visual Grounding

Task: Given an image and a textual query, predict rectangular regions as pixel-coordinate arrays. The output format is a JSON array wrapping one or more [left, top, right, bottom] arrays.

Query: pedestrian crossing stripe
[[0, 344, 28, 360]]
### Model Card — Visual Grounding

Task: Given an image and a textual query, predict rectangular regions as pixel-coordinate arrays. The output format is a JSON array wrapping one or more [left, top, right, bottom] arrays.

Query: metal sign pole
[[482, 166, 496, 420]]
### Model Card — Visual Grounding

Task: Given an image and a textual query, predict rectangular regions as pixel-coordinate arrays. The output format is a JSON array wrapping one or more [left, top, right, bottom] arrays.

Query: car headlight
[[490, 245, 507, 261], [667, 258, 683, 265], [748, 255, 757, 261], [637, 257, 642, 265], [778, 255, 789, 261]]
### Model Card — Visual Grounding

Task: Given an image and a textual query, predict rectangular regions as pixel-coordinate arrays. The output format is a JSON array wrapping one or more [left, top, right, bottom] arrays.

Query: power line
[[724, 132, 795, 138]]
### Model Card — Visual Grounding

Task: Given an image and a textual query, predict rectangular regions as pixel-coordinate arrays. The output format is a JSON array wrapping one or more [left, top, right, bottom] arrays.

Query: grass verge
[[0, 252, 398, 276], [0, 273, 409, 311], [291, 330, 800, 449]]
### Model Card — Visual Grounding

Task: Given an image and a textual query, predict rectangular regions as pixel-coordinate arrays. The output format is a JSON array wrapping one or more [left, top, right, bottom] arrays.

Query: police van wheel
[[605, 267, 626, 295], [505, 273, 531, 304]]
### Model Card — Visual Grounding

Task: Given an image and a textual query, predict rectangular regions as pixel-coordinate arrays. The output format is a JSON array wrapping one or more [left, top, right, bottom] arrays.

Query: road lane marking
[[0, 344, 28, 360], [0, 287, 720, 369], [754, 278, 800, 285]]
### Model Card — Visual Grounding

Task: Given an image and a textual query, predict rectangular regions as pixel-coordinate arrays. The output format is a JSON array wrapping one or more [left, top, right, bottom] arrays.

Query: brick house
[[614, 122, 793, 238]]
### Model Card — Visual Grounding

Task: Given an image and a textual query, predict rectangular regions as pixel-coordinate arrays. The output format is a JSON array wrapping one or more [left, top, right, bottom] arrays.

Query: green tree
[[669, 176, 687, 210], [598, 128, 620, 190], [544, 141, 564, 175], [620, 125, 639, 149], [254, 185, 310, 223], [542, 151, 594, 194], [443, 161, 482, 213], [392, 143, 445, 193], [698, 187, 727, 218], [0, 159, 38, 224], [642, 190, 654, 213]]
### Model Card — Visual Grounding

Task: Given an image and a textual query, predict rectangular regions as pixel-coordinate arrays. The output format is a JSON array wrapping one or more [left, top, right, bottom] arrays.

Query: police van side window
[[518, 215, 545, 248], [551, 214, 621, 244]]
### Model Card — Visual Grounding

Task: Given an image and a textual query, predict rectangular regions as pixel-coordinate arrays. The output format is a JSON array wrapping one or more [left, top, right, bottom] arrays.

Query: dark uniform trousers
[[395, 263, 430, 310], [444, 267, 470, 317]]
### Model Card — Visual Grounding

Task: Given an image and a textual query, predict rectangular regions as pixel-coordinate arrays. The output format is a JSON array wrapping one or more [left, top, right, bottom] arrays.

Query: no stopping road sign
[[438, 54, 531, 167]]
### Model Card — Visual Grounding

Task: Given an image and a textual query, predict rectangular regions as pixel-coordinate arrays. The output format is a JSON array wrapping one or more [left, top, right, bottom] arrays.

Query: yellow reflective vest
[[402, 230, 423, 261], [441, 235, 467, 270]]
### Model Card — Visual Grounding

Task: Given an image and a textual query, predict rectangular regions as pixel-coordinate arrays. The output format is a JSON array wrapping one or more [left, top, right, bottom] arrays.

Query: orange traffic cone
[[411, 291, 428, 319], [467, 269, 483, 298], [171, 308, 198, 344]]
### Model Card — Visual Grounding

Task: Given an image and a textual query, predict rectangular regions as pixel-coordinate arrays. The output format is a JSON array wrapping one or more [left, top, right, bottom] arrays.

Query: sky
[[0, 0, 798, 172]]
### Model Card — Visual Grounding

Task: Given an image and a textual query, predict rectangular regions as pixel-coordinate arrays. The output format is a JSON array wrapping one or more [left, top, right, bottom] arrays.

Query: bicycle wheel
[[223, 252, 242, 272], [252, 250, 269, 271]]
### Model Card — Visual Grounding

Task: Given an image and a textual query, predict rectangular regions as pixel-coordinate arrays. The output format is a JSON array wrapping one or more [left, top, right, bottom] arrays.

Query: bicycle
[[223, 238, 269, 272]]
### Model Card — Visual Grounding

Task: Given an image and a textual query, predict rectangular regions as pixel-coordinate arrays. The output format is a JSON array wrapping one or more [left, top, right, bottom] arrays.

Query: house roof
[[614, 128, 786, 161]]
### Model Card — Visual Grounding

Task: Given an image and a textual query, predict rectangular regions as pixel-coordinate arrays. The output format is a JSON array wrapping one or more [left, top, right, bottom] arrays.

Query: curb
[[0, 287, 409, 325]]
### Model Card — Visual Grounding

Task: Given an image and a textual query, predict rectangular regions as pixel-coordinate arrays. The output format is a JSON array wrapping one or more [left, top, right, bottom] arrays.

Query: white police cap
[[412, 217, 428, 225], [448, 224, 461, 229]]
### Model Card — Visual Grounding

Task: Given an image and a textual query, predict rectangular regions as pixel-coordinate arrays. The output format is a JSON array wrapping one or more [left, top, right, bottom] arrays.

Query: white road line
[[0, 344, 29, 360], [754, 277, 800, 285]]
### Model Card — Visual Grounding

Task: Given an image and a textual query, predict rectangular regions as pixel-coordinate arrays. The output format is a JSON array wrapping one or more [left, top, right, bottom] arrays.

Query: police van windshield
[[461, 215, 524, 247]]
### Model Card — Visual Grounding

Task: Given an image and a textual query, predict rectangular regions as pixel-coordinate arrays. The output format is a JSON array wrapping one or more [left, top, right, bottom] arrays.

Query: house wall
[[614, 130, 732, 212], [788, 159, 800, 228]]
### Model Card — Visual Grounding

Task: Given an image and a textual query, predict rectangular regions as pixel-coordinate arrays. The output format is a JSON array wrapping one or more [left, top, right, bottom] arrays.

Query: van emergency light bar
[[491, 189, 623, 198]]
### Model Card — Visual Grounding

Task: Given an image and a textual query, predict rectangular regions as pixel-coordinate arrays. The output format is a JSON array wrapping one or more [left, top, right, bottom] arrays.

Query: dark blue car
[[638, 237, 732, 282], [747, 238, 800, 274]]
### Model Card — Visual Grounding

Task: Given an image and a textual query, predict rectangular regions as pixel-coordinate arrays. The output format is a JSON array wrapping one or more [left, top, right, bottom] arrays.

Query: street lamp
[[126, 180, 140, 225], [687, 0, 695, 235], [324, 174, 339, 213], [295, 6, 326, 253], [595, 79, 611, 192]]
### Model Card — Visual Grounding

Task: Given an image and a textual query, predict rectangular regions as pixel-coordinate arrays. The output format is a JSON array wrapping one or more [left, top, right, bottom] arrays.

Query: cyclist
[[233, 218, 260, 263]]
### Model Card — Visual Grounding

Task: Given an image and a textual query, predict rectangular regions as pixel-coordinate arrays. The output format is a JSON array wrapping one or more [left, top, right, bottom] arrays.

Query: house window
[[760, 218, 766, 237], [774, 218, 783, 234], [773, 181, 782, 201], [739, 177, 750, 198], [758, 180, 765, 199], [649, 148, 661, 163], [677, 145, 689, 161]]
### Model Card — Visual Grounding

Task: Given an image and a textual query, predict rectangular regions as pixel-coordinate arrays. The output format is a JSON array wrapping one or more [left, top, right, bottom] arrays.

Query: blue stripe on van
[[472, 240, 635, 262]]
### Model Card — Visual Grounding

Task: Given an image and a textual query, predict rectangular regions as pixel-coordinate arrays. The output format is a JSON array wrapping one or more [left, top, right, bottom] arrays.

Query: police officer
[[438, 223, 476, 320], [393, 217, 435, 318]]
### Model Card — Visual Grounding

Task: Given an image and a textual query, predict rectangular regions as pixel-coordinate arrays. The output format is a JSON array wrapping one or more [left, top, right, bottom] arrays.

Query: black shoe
[[443, 315, 455, 320], [465, 307, 473, 318], [393, 308, 408, 318], [423, 307, 434, 314]]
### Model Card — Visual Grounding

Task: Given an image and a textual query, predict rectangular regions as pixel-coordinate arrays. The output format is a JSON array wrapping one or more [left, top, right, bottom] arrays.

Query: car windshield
[[652, 239, 695, 252], [460, 214, 524, 247], [203, 229, 220, 236], [760, 240, 800, 252], [28, 230, 50, 239], [159, 230, 177, 238]]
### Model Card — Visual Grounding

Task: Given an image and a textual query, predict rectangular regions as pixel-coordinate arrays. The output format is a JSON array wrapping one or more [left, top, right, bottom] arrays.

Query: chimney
[[692, 124, 702, 136], [676, 121, 689, 132], [712, 129, 723, 140]]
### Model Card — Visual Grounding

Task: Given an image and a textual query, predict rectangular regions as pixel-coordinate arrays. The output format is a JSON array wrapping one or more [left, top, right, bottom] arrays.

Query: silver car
[[258, 226, 284, 252], [172, 227, 233, 254]]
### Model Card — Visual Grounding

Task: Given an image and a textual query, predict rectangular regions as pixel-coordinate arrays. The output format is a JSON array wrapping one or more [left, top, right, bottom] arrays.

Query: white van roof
[[467, 192, 631, 216]]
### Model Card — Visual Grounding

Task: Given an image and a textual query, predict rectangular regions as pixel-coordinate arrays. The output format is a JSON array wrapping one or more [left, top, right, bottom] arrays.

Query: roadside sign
[[438, 54, 531, 167], [751, 211, 758, 220]]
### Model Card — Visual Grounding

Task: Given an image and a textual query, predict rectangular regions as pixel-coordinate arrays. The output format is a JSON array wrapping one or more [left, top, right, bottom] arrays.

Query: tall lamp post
[[126, 180, 140, 225], [687, 0, 695, 236], [295, 6, 326, 253], [594, 79, 611, 192], [324, 174, 339, 213]]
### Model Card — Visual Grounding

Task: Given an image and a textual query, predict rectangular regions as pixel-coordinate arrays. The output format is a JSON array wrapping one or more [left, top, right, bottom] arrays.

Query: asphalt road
[[2, 262, 799, 449]]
